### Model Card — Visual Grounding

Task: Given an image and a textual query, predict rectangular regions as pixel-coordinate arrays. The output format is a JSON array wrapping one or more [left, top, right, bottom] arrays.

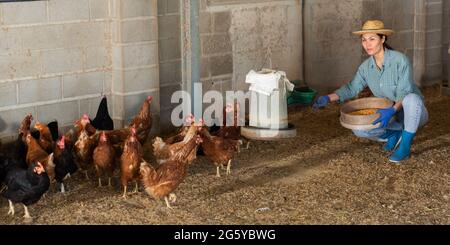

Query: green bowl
[[292, 87, 317, 105]]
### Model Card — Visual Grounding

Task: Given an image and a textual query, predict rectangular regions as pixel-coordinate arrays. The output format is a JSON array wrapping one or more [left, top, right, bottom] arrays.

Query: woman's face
[[361, 33, 385, 56]]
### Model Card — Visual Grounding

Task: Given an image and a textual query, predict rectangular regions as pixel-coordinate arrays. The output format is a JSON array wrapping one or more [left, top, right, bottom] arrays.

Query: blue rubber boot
[[380, 130, 402, 151], [389, 131, 416, 163]]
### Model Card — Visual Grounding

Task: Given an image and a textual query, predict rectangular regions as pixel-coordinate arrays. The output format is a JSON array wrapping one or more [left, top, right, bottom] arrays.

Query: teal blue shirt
[[335, 49, 423, 103]]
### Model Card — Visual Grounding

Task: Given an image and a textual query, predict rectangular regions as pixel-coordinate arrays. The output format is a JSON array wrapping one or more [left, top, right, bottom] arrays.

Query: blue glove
[[373, 107, 396, 128], [313, 95, 330, 109]]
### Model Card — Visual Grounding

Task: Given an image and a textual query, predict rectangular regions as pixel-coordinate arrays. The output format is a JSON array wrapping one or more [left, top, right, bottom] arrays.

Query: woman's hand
[[373, 107, 396, 128], [313, 95, 330, 109]]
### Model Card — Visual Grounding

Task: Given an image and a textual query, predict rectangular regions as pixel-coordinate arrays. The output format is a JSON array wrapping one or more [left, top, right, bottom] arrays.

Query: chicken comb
[[147, 96, 153, 102]]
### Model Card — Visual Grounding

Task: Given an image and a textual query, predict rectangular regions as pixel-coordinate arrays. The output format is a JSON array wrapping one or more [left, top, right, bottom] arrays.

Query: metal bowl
[[340, 97, 394, 130]]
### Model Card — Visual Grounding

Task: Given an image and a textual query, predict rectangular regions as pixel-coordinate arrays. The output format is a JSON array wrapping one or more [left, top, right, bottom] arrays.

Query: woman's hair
[[378, 34, 394, 50]]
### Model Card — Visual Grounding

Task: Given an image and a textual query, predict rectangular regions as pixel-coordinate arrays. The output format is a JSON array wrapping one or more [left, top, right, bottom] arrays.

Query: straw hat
[[352, 20, 394, 36]]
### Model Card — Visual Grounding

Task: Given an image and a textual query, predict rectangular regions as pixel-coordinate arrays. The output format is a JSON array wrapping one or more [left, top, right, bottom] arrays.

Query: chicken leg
[[98, 178, 102, 187], [108, 177, 112, 187], [133, 181, 139, 193], [7, 200, 15, 216], [216, 166, 221, 178], [122, 185, 127, 199], [23, 205, 31, 219], [0, 184, 6, 193], [164, 196, 173, 209], [226, 160, 232, 175], [61, 183, 66, 193]]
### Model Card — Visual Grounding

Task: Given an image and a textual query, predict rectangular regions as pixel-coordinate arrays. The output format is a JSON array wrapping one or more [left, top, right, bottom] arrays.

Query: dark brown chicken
[[19, 114, 33, 143], [93, 131, 116, 187], [140, 135, 202, 208], [129, 96, 153, 144], [34, 122, 54, 154], [25, 133, 55, 182], [120, 127, 142, 198], [199, 126, 240, 177]]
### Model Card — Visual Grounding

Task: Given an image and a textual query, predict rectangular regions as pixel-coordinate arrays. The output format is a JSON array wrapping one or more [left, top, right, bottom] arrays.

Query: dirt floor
[[1, 86, 449, 225]]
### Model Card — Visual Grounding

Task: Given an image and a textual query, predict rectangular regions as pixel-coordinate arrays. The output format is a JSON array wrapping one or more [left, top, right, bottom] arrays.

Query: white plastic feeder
[[241, 69, 297, 140]]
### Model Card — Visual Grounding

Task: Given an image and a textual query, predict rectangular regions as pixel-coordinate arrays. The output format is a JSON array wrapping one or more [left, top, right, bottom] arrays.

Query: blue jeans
[[352, 93, 429, 141]]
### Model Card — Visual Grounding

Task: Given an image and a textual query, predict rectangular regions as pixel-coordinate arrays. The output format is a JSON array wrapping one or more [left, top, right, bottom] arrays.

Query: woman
[[313, 20, 429, 163]]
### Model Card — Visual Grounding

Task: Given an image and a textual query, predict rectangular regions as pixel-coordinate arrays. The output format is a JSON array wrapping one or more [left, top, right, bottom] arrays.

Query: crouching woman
[[313, 20, 429, 163]]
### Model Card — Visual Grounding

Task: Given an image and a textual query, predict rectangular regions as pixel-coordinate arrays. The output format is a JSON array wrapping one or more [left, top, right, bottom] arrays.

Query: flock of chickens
[[0, 96, 245, 222]]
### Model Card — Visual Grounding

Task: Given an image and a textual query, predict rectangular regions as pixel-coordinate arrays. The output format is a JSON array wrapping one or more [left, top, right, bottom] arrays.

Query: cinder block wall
[[158, 0, 182, 133], [0, 0, 113, 141], [443, 0, 450, 85], [305, 0, 450, 93], [200, 0, 302, 93], [110, 0, 159, 130], [0, 0, 160, 142]]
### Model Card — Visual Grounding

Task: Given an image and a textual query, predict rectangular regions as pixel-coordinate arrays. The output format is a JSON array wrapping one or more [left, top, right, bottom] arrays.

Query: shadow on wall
[[0, 116, 6, 133]]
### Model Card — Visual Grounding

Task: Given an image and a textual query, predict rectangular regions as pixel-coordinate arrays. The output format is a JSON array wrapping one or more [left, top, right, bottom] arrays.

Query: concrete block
[[112, 45, 123, 70], [63, 22, 107, 48], [260, 5, 287, 28], [63, 71, 104, 98], [213, 12, 231, 33], [426, 46, 443, 64], [362, 0, 382, 20], [426, 13, 443, 30], [123, 91, 159, 122], [0, 106, 36, 138], [158, 15, 180, 39], [210, 54, 233, 76], [19, 77, 62, 104], [160, 83, 181, 110], [231, 8, 258, 32], [21, 25, 65, 51], [424, 63, 443, 81], [390, 31, 414, 51], [287, 4, 302, 25], [41, 48, 83, 74], [159, 60, 181, 84], [158, 0, 166, 15], [159, 38, 181, 61], [90, 0, 110, 19], [112, 94, 124, 119], [0, 82, 17, 107], [200, 13, 212, 34], [200, 57, 210, 78], [85, 46, 111, 70], [2, 1, 47, 25], [37, 101, 79, 126], [426, 30, 443, 47], [123, 42, 158, 67], [112, 69, 124, 93], [121, 0, 156, 18], [0, 52, 41, 80], [0, 28, 22, 54], [383, 0, 414, 14], [426, 1, 443, 14], [201, 34, 232, 55], [167, 0, 180, 14], [104, 71, 113, 93], [123, 66, 159, 93], [122, 18, 158, 43], [48, 0, 90, 22], [392, 14, 415, 31]]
